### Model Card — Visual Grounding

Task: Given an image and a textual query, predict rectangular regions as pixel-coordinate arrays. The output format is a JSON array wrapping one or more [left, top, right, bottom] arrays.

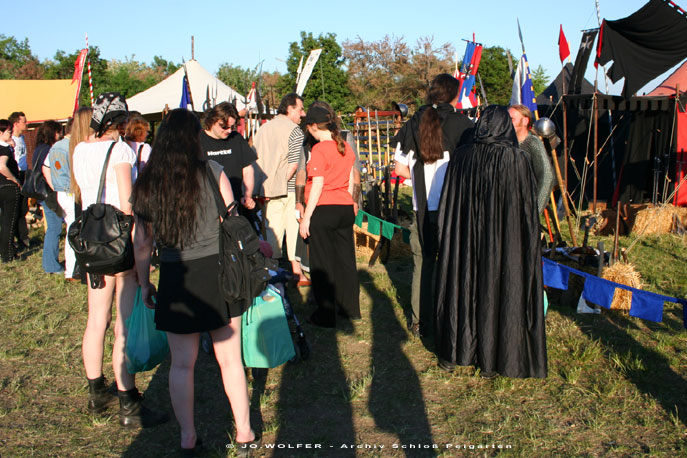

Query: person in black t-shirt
[[199, 103, 257, 209], [0, 119, 22, 262]]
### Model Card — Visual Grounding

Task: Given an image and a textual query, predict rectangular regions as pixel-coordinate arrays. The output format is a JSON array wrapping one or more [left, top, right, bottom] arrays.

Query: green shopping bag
[[242, 285, 295, 368], [125, 287, 169, 373]]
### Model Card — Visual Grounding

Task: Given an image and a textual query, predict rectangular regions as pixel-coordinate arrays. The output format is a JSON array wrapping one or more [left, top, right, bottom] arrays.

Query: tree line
[[1, 32, 549, 116]]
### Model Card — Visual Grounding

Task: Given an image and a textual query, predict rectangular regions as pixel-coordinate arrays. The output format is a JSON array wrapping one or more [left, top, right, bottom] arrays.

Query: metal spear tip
[[532, 117, 556, 138]]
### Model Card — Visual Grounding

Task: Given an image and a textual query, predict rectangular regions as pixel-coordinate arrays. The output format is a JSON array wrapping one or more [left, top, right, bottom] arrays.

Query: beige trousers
[[264, 192, 298, 260]]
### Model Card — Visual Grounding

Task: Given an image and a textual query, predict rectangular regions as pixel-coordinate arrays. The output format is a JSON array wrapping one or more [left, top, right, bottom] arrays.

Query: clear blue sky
[[5, 0, 681, 96]]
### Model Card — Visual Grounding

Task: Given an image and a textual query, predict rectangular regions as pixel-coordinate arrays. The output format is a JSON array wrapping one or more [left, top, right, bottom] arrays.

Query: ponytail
[[419, 106, 443, 164], [418, 73, 460, 164], [315, 119, 346, 156], [330, 121, 346, 156]]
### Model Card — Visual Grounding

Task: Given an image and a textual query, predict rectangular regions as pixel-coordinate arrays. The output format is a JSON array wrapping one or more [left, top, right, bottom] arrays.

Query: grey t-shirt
[[160, 160, 224, 262]]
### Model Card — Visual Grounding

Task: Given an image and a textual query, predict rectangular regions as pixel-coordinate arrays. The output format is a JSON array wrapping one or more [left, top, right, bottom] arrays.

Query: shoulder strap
[[136, 144, 144, 172], [204, 162, 237, 219], [95, 141, 117, 204]]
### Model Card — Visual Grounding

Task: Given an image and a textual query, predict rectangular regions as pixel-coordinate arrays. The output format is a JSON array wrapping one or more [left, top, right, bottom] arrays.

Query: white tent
[[127, 59, 256, 118]]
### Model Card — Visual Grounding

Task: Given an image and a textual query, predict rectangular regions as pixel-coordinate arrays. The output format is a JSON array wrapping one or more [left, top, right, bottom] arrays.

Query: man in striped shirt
[[254, 93, 307, 283]]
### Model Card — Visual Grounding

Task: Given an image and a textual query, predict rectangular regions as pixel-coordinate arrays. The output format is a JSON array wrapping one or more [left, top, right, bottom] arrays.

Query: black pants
[[309, 205, 360, 326], [16, 171, 29, 242], [0, 184, 21, 262]]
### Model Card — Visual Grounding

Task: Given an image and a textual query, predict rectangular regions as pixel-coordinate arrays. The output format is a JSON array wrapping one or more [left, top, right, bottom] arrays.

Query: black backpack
[[205, 164, 276, 307]]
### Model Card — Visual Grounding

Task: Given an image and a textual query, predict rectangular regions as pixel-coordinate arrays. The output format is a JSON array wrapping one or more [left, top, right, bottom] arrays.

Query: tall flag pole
[[85, 33, 94, 106], [511, 20, 538, 119], [517, 18, 526, 55]]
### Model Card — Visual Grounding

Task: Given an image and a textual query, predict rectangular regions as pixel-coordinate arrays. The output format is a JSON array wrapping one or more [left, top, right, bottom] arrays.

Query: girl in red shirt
[[299, 106, 360, 327]]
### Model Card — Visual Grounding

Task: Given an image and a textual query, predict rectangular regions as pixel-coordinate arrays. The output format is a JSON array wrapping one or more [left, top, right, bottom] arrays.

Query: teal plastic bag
[[125, 287, 169, 374], [242, 285, 295, 368], [544, 290, 549, 316]]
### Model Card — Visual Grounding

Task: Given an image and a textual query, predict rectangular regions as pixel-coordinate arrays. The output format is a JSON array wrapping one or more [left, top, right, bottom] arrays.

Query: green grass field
[[1, 221, 686, 457]]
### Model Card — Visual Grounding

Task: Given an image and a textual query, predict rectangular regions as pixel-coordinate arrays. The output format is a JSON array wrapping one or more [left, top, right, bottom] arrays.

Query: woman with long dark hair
[[299, 106, 359, 328], [34, 120, 65, 273], [0, 119, 22, 263], [392, 74, 473, 338], [133, 108, 257, 455]]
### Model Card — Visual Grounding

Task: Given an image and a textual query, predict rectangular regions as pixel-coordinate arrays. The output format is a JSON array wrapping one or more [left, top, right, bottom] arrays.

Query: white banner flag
[[295, 48, 322, 96]]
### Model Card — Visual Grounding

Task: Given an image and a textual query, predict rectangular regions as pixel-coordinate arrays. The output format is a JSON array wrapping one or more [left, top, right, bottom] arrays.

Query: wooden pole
[[547, 138, 578, 246], [612, 202, 621, 265], [375, 110, 383, 169], [562, 95, 569, 191], [593, 92, 599, 212], [367, 109, 375, 180]]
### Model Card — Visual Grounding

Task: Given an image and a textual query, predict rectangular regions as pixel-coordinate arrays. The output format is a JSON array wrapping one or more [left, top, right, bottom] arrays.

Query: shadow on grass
[[271, 291, 357, 456], [121, 279, 249, 456], [121, 342, 240, 457], [552, 291, 687, 426], [360, 270, 436, 457]]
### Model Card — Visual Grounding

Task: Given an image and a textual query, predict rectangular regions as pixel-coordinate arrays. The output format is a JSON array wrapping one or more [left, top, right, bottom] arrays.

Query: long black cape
[[434, 106, 547, 378]]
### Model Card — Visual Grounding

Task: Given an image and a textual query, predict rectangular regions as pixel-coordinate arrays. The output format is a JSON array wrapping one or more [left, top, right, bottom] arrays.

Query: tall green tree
[[530, 64, 550, 96], [0, 34, 43, 79], [479, 46, 513, 106], [44, 49, 179, 107], [217, 63, 258, 97], [277, 32, 351, 113]]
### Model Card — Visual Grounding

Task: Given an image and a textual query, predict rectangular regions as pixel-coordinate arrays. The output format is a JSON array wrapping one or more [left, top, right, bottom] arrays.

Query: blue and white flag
[[180, 75, 192, 109], [510, 53, 537, 114]]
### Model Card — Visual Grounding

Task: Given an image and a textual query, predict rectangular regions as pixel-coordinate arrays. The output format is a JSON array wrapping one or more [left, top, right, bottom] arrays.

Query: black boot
[[118, 388, 169, 428], [87, 375, 117, 413]]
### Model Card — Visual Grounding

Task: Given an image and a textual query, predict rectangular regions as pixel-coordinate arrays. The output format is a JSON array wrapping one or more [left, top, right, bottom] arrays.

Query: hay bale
[[353, 222, 411, 260], [632, 204, 677, 235], [601, 262, 643, 311]]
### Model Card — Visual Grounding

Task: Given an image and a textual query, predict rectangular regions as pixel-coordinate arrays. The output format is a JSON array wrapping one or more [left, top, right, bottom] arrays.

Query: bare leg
[[291, 260, 303, 279], [112, 269, 137, 391], [210, 320, 253, 442], [82, 274, 115, 379], [167, 332, 200, 449]]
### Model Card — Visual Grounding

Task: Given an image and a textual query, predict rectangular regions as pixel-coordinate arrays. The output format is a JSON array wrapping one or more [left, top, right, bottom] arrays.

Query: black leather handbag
[[21, 150, 51, 201], [68, 142, 134, 275]]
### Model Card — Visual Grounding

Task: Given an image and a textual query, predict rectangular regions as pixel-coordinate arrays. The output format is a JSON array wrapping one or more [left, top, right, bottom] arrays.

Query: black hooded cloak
[[434, 105, 547, 378]]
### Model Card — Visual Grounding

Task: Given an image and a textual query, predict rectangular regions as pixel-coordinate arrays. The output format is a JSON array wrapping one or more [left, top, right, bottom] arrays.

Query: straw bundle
[[601, 262, 643, 311], [632, 204, 678, 235], [353, 222, 411, 260]]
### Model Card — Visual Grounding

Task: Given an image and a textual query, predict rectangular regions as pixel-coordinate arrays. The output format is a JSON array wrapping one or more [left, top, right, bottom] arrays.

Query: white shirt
[[127, 141, 152, 172], [12, 135, 27, 171], [394, 143, 450, 212], [73, 139, 136, 209]]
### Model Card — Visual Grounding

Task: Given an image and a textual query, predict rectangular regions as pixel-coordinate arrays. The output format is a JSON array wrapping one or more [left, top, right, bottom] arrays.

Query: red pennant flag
[[558, 25, 571, 63], [72, 49, 88, 84]]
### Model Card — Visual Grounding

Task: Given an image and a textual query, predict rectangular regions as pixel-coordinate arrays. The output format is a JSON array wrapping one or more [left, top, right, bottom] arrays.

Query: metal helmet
[[532, 117, 556, 139]]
